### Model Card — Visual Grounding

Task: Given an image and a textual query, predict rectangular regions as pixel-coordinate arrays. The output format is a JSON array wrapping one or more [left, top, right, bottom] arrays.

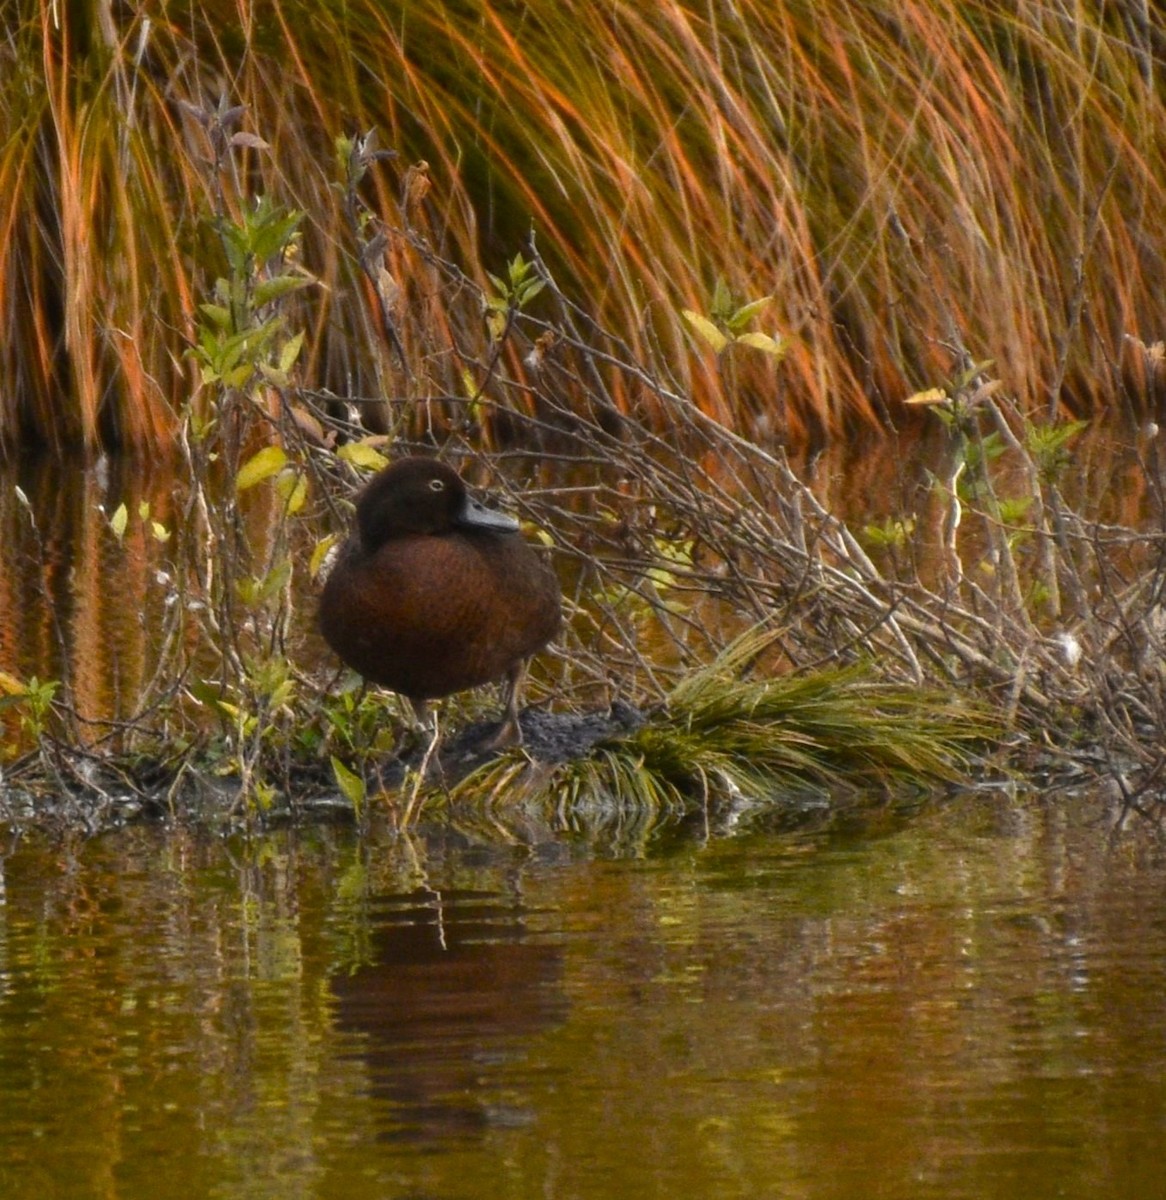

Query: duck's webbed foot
[[475, 661, 529, 751]]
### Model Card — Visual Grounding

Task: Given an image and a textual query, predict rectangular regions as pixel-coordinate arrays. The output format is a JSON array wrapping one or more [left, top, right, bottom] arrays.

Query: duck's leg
[[394, 698, 428, 756], [401, 698, 442, 827], [478, 660, 528, 751], [410, 699, 442, 771], [405, 697, 428, 735]]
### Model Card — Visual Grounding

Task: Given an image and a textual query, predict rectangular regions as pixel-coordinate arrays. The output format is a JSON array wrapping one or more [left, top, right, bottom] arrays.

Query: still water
[[1, 791, 1163, 1199]]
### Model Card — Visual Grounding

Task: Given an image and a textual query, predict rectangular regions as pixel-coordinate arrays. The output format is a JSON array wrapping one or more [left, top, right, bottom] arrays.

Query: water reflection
[[0, 454, 171, 743], [0, 801, 1165, 1197], [330, 887, 566, 1145]]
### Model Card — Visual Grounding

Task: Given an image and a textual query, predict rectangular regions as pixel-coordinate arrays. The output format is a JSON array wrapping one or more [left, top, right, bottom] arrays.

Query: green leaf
[[223, 364, 255, 389], [726, 295, 772, 332], [198, 302, 233, 330], [862, 517, 914, 548], [237, 559, 292, 607], [278, 330, 305, 374], [268, 678, 296, 711], [245, 203, 303, 264], [236, 444, 288, 491], [189, 681, 236, 719], [507, 252, 530, 283], [1025, 418, 1089, 460], [253, 275, 312, 307], [514, 277, 545, 307], [998, 496, 1034, 525], [257, 362, 290, 388], [952, 359, 995, 391], [710, 277, 734, 321], [331, 756, 367, 814]]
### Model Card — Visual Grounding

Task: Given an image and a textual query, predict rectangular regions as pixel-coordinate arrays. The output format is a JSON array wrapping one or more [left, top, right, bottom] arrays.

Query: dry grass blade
[[2, 1, 1163, 449]]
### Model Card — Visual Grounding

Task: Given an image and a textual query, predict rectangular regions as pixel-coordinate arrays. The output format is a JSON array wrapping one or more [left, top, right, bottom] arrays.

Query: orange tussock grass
[[0, 0, 1162, 452]]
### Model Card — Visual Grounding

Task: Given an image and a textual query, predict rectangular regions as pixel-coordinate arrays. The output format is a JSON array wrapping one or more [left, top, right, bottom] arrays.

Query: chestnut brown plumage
[[319, 457, 561, 747]]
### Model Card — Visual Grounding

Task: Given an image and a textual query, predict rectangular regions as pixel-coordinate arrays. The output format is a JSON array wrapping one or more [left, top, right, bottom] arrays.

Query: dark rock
[[396, 702, 648, 785]]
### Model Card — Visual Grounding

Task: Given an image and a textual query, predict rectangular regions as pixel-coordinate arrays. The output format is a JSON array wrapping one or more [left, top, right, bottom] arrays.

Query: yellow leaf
[[485, 309, 507, 340], [336, 441, 391, 471], [905, 387, 949, 406], [108, 502, 128, 541], [236, 444, 288, 490], [0, 671, 25, 696], [735, 331, 788, 358], [681, 310, 729, 353], [277, 469, 309, 514], [310, 534, 339, 580]]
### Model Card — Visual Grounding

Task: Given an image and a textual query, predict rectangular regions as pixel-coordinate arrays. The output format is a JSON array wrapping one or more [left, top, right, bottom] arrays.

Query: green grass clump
[[447, 625, 990, 822]]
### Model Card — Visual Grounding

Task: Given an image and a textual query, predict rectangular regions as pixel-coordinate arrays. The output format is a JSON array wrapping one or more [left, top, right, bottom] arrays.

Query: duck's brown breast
[[319, 527, 561, 701]]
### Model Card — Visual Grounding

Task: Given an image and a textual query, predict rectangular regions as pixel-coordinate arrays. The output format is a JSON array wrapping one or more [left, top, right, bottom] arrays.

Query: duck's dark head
[[355, 457, 520, 551]]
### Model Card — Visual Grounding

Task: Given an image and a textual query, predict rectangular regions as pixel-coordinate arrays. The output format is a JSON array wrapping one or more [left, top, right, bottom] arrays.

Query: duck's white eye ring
[[428, 479, 445, 492]]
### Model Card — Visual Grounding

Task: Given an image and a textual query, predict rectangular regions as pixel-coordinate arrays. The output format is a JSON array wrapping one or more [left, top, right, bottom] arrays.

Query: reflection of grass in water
[[443, 624, 988, 824]]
